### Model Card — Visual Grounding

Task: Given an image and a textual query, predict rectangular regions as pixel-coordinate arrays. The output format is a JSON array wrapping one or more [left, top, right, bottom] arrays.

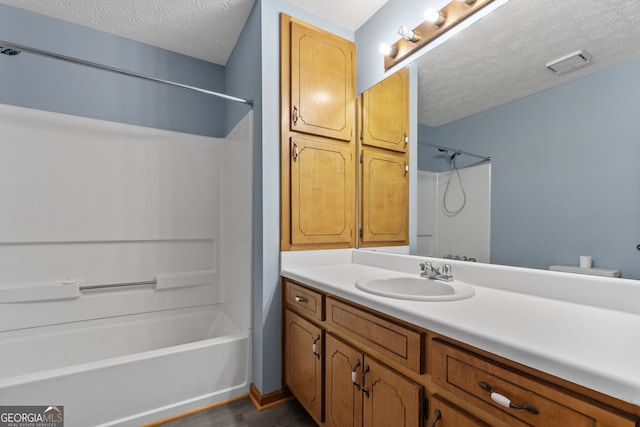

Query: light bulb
[[424, 8, 445, 26], [379, 43, 398, 57]]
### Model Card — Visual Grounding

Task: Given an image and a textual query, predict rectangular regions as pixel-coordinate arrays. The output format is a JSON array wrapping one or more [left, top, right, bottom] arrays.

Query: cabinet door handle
[[361, 364, 370, 397], [292, 143, 299, 162], [404, 161, 409, 176], [294, 295, 307, 303], [404, 133, 409, 147], [312, 334, 321, 359], [479, 381, 539, 415], [429, 409, 442, 427], [292, 106, 299, 125], [351, 359, 361, 390]]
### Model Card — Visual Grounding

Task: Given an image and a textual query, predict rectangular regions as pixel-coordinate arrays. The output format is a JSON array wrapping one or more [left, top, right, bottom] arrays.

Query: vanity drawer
[[284, 280, 324, 321], [326, 297, 423, 373], [431, 339, 637, 427]]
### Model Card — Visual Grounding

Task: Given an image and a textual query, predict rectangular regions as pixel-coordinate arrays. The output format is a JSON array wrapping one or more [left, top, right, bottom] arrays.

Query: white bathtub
[[0, 305, 250, 427]]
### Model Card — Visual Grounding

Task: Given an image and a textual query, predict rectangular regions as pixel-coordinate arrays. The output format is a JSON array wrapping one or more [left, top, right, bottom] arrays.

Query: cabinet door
[[429, 395, 489, 427], [325, 334, 364, 427], [284, 310, 323, 424], [362, 68, 409, 153], [290, 20, 355, 141], [360, 147, 409, 245], [362, 358, 422, 427], [290, 136, 355, 245]]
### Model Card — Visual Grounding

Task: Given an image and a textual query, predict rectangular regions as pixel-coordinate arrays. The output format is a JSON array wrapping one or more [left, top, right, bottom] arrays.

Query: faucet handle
[[442, 264, 452, 276]]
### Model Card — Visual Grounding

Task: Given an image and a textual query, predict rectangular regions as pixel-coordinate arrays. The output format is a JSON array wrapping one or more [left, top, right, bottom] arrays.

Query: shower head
[[438, 148, 458, 161]]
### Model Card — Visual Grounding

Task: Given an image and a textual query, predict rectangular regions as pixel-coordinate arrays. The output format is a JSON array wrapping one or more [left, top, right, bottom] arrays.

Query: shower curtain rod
[[0, 40, 254, 107], [423, 142, 491, 162]]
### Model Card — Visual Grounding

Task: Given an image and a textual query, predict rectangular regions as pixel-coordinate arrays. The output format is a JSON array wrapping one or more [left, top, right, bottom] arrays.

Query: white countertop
[[281, 249, 640, 406]]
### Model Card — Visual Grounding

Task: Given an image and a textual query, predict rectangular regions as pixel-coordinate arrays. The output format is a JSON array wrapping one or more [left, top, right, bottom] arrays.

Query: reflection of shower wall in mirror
[[417, 164, 491, 262]]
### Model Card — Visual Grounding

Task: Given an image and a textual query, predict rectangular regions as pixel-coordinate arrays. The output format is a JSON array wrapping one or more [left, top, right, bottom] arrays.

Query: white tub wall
[[0, 104, 227, 332], [219, 111, 253, 330], [417, 164, 491, 262], [417, 171, 437, 257]]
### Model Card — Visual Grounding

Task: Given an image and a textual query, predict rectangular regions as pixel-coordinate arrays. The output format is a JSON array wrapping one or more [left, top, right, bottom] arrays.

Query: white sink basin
[[355, 275, 475, 301]]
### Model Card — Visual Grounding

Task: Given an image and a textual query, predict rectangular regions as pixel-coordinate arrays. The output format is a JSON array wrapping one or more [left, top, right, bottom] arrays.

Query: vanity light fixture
[[382, 0, 495, 70], [398, 25, 420, 42], [424, 9, 446, 27]]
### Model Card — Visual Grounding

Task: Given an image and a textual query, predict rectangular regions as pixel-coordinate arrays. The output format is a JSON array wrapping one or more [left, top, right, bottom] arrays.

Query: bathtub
[[0, 305, 250, 427]]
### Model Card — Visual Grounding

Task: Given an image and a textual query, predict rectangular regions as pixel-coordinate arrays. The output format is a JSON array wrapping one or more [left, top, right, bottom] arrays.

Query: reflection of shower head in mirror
[[438, 148, 458, 161]]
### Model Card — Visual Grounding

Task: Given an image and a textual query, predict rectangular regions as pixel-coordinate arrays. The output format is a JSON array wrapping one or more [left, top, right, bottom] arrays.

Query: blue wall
[[0, 4, 227, 137], [418, 58, 640, 279], [253, 0, 354, 395]]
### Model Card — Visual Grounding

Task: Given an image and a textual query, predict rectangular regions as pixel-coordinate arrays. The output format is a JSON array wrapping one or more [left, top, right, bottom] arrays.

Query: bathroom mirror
[[377, 0, 640, 279]]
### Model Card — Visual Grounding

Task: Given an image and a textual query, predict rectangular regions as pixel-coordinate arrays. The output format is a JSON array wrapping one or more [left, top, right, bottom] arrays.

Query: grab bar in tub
[[79, 271, 215, 292], [79, 280, 157, 291]]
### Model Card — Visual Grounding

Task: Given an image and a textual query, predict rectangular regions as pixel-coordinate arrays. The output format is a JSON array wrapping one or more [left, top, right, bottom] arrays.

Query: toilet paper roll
[[579, 256, 592, 269]]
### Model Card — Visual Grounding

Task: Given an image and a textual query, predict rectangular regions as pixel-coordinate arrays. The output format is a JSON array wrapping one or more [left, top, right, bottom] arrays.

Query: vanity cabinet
[[284, 309, 323, 424], [428, 395, 490, 427], [325, 334, 423, 427], [281, 14, 357, 251], [283, 279, 423, 426], [358, 69, 410, 247], [282, 277, 640, 427], [283, 281, 325, 424], [431, 339, 637, 427]]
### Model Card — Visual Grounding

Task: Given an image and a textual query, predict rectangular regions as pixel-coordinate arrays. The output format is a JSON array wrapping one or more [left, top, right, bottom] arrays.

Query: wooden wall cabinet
[[359, 147, 409, 246], [361, 68, 409, 153], [281, 14, 356, 251], [358, 69, 410, 248]]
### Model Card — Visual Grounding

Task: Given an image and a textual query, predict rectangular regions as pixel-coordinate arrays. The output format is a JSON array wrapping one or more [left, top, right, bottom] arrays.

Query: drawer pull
[[479, 382, 539, 415], [312, 335, 321, 359], [294, 295, 308, 303], [429, 409, 442, 427], [352, 359, 361, 390]]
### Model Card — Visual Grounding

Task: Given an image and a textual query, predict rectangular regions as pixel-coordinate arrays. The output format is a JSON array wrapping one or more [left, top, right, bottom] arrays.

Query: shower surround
[[0, 104, 253, 426]]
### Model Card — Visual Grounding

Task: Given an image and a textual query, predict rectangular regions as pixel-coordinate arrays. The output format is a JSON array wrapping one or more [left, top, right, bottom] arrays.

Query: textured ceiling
[[417, 0, 640, 126], [3, 0, 639, 126], [0, 0, 256, 65]]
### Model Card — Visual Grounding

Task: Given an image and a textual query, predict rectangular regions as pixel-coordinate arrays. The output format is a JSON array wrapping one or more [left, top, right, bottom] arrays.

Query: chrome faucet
[[420, 262, 453, 282]]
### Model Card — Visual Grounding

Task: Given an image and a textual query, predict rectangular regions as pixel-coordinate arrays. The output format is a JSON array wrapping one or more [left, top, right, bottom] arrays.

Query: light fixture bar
[[384, 0, 495, 70]]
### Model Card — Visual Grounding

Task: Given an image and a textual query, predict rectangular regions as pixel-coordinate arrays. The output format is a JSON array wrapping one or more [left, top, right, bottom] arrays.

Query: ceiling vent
[[546, 50, 592, 74]]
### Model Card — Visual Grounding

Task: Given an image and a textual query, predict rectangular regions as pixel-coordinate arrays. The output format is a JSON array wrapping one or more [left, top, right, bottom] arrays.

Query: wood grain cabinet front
[[285, 280, 324, 322], [289, 136, 355, 246], [284, 309, 324, 424], [326, 297, 422, 374], [431, 339, 637, 427], [281, 14, 357, 251], [288, 19, 355, 142], [428, 395, 490, 427], [325, 334, 423, 427], [359, 147, 409, 246], [361, 68, 409, 153]]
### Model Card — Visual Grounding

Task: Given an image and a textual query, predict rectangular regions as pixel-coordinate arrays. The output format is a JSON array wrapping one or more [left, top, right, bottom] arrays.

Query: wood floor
[[157, 397, 317, 427]]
